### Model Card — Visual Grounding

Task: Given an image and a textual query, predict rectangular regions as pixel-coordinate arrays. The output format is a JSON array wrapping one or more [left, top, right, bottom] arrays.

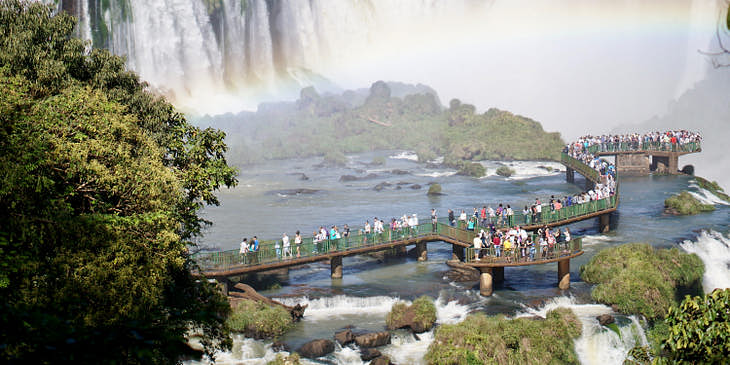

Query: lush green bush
[[580, 243, 704, 319], [661, 288, 730, 363], [323, 150, 347, 166], [386, 296, 437, 332], [496, 166, 515, 177], [412, 296, 438, 331], [427, 183, 443, 195], [226, 300, 294, 339], [426, 308, 581, 364], [664, 191, 715, 215]]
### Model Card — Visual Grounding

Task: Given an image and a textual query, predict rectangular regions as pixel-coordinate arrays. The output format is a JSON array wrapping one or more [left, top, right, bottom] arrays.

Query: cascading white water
[[680, 230, 730, 293], [517, 296, 648, 365]]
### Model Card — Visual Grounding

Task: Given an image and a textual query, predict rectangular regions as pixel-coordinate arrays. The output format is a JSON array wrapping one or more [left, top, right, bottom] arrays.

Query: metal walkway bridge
[[193, 142, 700, 296]]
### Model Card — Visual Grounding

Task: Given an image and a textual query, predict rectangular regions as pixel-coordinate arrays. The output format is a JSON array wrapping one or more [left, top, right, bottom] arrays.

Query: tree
[[661, 288, 730, 364], [0, 1, 237, 363]]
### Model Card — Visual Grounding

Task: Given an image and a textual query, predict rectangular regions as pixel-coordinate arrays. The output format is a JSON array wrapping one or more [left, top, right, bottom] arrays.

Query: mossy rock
[[425, 308, 582, 364], [386, 295, 437, 333], [496, 166, 515, 177], [226, 299, 294, 339], [427, 183, 443, 195], [664, 191, 715, 215], [580, 243, 704, 320], [371, 156, 386, 166], [694, 176, 730, 202], [322, 150, 347, 167]]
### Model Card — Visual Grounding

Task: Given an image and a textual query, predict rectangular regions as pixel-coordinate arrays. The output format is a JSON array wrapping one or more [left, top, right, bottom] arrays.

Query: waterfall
[[680, 230, 730, 293], [54, 0, 486, 114]]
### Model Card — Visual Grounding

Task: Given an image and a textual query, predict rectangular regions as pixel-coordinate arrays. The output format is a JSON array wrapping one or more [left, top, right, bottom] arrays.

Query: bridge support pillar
[[493, 267, 504, 284], [558, 259, 570, 290], [331, 256, 343, 279], [479, 267, 494, 296], [566, 167, 574, 183], [452, 245, 464, 261], [416, 242, 428, 262], [216, 278, 230, 296], [599, 213, 610, 233]]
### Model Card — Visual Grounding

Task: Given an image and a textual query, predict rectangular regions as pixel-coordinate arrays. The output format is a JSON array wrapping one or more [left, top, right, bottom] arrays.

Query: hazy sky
[[322, 0, 723, 140]]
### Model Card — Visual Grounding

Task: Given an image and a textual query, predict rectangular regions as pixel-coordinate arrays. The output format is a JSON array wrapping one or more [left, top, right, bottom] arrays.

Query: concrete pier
[[331, 256, 343, 279], [452, 245, 464, 261], [416, 242, 428, 261], [479, 267, 493, 296], [599, 213, 610, 233], [558, 259, 570, 290], [566, 167, 575, 183]]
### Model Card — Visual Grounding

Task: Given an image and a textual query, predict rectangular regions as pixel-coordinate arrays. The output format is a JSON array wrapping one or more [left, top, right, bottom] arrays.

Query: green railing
[[561, 153, 600, 182], [464, 237, 583, 264]]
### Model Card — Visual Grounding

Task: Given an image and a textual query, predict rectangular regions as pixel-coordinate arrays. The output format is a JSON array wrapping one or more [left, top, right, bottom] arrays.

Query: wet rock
[[288, 172, 310, 180], [271, 341, 290, 352], [340, 173, 379, 182], [266, 188, 320, 196], [396, 185, 402, 190], [360, 348, 382, 361], [374, 182, 393, 191], [298, 339, 335, 359], [391, 169, 410, 175], [396, 181, 412, 185], [597, 314, 615, 326], [425, 162, 441, 169], [681, 165, 694, 175], [354, 331, 391, 348], [334, 329, 355, 345], [410, 184, 422, 190], [370, 355, 393, 365], [444, 259, 480, 282]]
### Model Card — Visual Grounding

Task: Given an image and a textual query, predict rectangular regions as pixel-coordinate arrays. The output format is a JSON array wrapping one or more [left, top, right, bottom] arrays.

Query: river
[[192, 151, 730, 364]]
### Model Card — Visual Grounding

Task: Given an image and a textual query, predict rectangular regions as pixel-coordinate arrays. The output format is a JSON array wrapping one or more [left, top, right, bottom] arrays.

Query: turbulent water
[[188, 151, 730, 364]]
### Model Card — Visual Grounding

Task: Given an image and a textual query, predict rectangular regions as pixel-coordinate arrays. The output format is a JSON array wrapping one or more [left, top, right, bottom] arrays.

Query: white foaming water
[[415, 171, 457, 178], [517, 296, 647, 365], [273, 295, 401, 320], [478, 160, 564, 180], [389, 151, 419, 161], [581, 234, 617, 246], [687, 188, 730, 206], [680, 230, 730, 293]]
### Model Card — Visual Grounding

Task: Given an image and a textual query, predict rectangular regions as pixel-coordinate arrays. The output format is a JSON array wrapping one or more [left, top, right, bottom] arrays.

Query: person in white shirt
[[282, 233, 291, 258], [473, 234, 482, 261]]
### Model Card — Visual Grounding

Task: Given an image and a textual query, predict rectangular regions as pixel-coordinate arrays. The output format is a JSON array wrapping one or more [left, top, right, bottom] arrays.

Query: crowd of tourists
[[568, 130, 702, 154], [471, 225, 572, 263]]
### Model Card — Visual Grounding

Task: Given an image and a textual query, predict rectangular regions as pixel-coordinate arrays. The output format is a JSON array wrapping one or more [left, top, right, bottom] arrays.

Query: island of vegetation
[[200, 82, 565, 177], [664, 191, 715, 215]]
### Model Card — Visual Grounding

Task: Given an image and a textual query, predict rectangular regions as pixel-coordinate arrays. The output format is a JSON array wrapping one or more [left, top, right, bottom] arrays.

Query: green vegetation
[[209, 83, 565, 168], [226, 300, 294, 339], [660, 288, 730, 363], [427, 183, 443, 195], [425, 308, 582, 364], [580, 244, 704, 320], [446, 158, 487, 177], [267, 353, 301, 365], [0, 2, 237, 363], [322, 150, 347, 166], [496, 166, 516, 177], [371, 156, 386, 166], [664, 191, 715, 215], [694, 176, 730, 202], [386, 296, 437, 332]]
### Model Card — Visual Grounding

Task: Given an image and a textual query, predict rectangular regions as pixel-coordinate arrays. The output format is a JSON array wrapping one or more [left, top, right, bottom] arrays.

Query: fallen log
[[231, 283, 307, 321]]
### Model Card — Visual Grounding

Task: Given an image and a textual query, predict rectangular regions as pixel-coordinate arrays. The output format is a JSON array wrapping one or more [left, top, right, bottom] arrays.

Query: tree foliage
[[0, 1, 237, 363]]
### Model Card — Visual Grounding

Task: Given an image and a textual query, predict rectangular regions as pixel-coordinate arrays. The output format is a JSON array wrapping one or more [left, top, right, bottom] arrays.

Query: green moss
[[386, 302, 408, 328], [496, 166, 515, 177], [580, 243, 704, 320], [444, 158, 485, 177], [386, 296, 437, 332], [322, 150, 347, 166], [427, 183, 442, 195], [371, 156, 386, 165], [412, 296, 437, 331], [226, 299, 293, 339], [694, 176, 730, 202], [426, 308, 582, 364], [664, 191, 715, 215]]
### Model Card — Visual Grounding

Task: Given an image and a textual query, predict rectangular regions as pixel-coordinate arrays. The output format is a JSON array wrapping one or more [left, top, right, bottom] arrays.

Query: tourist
[[275, 238, 281, 260], [282, 233, 291, 259], [458, 209, 467, 228], [240, 237, 249, 263], [448, 209, 456, 226], [295, 231, 302, 258], [493, 233, 502, 257], [473, 234, 482, 261], [431, 208, 438, 232], [480, 206, 487, 226]]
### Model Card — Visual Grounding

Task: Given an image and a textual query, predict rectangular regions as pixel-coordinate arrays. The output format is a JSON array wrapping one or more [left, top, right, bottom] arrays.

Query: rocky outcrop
[[444, 259, 480, 282], [370, 355, 393, 365], [596, 314, 615, 326], [298, 339, 335, 359], [339, 173, 378, 182], [354, 331, 391, 348], [266, 188, 319, 195], [360, 348, 382, 361], [271, 341, 290, 352], [230, 283, 307, 321], [334, 329, 355, 345]]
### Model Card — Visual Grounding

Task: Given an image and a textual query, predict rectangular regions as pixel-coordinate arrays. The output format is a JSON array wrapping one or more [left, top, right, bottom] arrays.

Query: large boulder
[[444, 259, 480, 281], [360, 348, 382, 361], [596, 314, 615, 326], [354, 331, 391, 348], [298, 339, 335, 359], [370, 355, 393, 365], [334, 329, 355, 346], [386, 296, 437, 333], [271, 341, 290, 352]]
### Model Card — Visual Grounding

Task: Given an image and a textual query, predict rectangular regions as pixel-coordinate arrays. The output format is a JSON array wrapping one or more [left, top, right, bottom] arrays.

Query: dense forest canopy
[[0, 1, 237, 363]]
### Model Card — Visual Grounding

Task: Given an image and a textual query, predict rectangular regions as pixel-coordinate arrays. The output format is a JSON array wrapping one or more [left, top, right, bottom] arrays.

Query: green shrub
[[580, 243, 704, 320], [371, 156, 386, 165], [386, 302, 408, 328], [496, 166, 515, 177], [664, 191, 715, 215], [412, 296, 438, 331], [226, 299, 293, 339], [386, 296, 437, 332], [426, 308, 582, 364], [323, 150, 347, 166], [427, 183, 442, 195]]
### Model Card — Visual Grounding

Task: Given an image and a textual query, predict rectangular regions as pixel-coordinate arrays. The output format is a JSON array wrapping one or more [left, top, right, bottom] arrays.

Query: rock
[[298, 339, 335, 359], [334, 329, 355, 345], [271, 341, 290, 352], [655, 162, 668, 174], [596, 314, 615, 326], [354, 331, 391, 348], [266, 188, 320, 196], [360, 348, 382, 361], [391, 169, 410, 175], [370, 355, 392, 365], [444, 259, 480, 282], [425, 162, 441, 169], [374, 182, 393, 191], [396, 185, 402, 190], [339, 173, 379, 182], [410, 184, 422, 190], [681, 164, 694, 175], [287, 172, 310, 180], [427, 183, 442, 195], [396, 181, 412, 185]]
